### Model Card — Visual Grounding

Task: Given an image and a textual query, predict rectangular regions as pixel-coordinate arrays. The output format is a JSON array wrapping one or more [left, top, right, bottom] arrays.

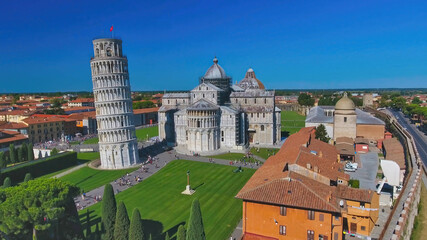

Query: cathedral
[[158, 57, 281, 154]]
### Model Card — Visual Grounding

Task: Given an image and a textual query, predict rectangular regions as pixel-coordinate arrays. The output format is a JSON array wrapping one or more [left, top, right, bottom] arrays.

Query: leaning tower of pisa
[[90, 38, 139, 169]]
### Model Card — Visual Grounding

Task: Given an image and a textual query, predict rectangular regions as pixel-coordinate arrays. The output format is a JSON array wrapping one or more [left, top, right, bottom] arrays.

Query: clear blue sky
[[1, 0, 427, 93]]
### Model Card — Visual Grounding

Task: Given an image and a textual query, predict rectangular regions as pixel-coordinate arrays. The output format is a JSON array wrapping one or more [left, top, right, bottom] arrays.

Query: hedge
[[0, 152, 78, 184]]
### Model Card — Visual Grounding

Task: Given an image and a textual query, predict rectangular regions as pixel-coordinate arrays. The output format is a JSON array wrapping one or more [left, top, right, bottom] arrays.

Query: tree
[[129, 208, 144, 240], [165, 232, 170, 240], [0, 178, 80, 239], [412, 97, 422, 105], [9, 144, 16, 164], [3, 177, 11, 188], [0, 152, 6, 169], [21, 143, 28, 162], [28, 143, 35, 161], [17, 146, 24, 163], [176, 225, 186, 240], [86, 210, 92, 238], [297, 93, 315, 107], [114, 202, 130, 240], [186, 198, 205, 240], [101, 184, 117, 240], [51, 148, 59, 156], [38, 151, 42, 159], [24, 173, 33, 182], [315, 124, 330, 143]]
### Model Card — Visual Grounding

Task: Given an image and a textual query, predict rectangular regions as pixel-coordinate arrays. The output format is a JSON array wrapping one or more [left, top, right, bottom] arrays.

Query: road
[[388, 109, 427, 167]]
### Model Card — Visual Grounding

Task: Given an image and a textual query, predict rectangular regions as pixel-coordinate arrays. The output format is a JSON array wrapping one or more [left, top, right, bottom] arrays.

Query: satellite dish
[[339, 200, 344, 208]]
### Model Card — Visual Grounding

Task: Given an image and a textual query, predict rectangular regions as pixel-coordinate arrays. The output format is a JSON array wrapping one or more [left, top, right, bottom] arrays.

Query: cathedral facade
[[158, 58, 281, 153]]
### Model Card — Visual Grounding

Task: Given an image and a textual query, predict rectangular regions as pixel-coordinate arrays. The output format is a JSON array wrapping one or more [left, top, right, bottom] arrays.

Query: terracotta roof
[[68, 111, 96, 120], [382, 138, 405, 169], [133, 107, 159, 114], [355, 138, 369, 144], [69, 98, 94, 103], [336, 185, 374, 203], [0, 130, 28, 144], [22, 116, 65, 125], [0, 109, 35, 116], [0, 122, 28, 129], [336, 137, 354, 145], [237, 127, 374, 212], [335, 143, 355, 156]]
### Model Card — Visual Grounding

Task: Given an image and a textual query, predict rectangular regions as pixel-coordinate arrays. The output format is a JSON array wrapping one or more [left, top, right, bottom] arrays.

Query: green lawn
[[411, 183, 427, 240], [250, 148, 279, 160], [81, 160, 255, 240], [136, 126, 159, 141], [207, 153, 260, 163], [83, 137, 99, 144], [281, 111, 306, 136], [82, 126, 159, 144], [60, 165, 137, 192]]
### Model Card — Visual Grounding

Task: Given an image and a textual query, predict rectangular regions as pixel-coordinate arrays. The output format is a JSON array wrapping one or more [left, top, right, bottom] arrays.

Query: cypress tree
[[164, 232, 170, 240], [94, 223, 100, 240], [9, 144, 16, 163], [186, 198, 205, 240], [3, 177, 11, 188], [0, 152, 5, 169], [28, 143, 34, 161], [21, 143, 28, 162], [101, 184, 116, 240], [17, 146, 24, 163], [38, 151, 42, 159], [129, 208, 144, 240], [86, 209, 91, 238], [24, 173, 33, 182], [114, 201, 130, 240], [176, 225, 186, 240]]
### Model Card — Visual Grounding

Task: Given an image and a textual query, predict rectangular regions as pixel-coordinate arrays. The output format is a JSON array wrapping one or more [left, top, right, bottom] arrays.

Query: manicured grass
[[81, 160, 255, 240], [281, 111, 306, 136], [60, 166, 138, 192], [250, 147, 279, 160], [83, 137, 99, 144], [136, 125, 159, 141], [411, 183, 427, 240], [208, 153, 260, 163], [38, 152, 100, 179], [82, 126, 159, 144]]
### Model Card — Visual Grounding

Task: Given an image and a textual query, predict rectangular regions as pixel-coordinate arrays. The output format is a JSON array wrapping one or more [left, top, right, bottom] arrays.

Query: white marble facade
[[91, 38, 139, 169], [159, 58, 281, 153]]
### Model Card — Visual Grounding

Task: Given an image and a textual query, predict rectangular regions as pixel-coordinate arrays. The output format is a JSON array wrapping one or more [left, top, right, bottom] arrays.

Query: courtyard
[[80, 160, 255, 239]]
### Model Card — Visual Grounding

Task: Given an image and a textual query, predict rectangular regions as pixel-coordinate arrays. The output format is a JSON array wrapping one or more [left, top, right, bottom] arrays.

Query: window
[[245, 99, 247, 104], [213, 94, 215, 98], [261, 125, 265, 131], [203, 94, 205, 98], [279, 225, 286, 235], [254, 98, 257, 104], [263, 113, 265, 118], [235, 99, 238, 103], [307, 230, 314, 240], [319, 214, 324, 222], [344, 117, 347, 122], [251, 113, 253, 118], [197, 120, 201, 128], [221, 131, 224, 142], [257, 113, 259, 118], [106, 48, 112, 56], [334, 232, 338, 240], [334, 215, 339, 221], [307, 210, 315, 220], [264, 98, 267, 104], [361, 226, 366, 231], [280, 206, 287, 216]]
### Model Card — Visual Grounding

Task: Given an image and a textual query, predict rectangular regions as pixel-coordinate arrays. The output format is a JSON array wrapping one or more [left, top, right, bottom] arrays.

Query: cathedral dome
[[237, 68, 265, 90], [203, 57, 227, 79], [335, 93, 355, 110]]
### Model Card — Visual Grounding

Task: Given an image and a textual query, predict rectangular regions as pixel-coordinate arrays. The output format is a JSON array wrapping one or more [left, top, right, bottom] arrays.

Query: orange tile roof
[[0, 122, 28, 129], [0, 130, 28, 144], [133, 107, 159, 114], [237, 127, 373, 212], [64, 106, 95, 111], [382, 138, 405, 169], [69, 98, 94, 103], [22, 116, 66, 125]]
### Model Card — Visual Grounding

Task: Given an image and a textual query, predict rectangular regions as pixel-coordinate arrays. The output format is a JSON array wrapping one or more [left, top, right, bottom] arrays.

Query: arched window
[[106, 48, 112, 56], [254, 98, 257, 104], [263, 113, 265, 118], [261, 125, 265, 131], [264, 98, 267, 104], [95, 48, 100, 57], [245, 99, 247, 104]]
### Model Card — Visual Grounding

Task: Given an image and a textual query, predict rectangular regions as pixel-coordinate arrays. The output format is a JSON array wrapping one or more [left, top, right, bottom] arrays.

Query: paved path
[[73, 148, 262, 211], [52, 163, 88, 178]]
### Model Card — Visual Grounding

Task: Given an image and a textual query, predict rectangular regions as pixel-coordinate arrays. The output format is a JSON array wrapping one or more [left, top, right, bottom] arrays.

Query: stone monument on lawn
[[182, 170, 195, 195]]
